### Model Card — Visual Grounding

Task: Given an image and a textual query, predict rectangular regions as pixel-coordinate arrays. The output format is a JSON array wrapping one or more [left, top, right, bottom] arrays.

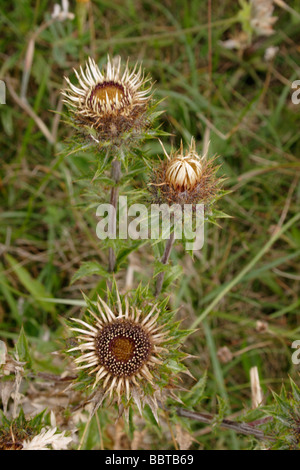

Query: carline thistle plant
[[61, 55, 206, 432], [66, 284, 191, 421]]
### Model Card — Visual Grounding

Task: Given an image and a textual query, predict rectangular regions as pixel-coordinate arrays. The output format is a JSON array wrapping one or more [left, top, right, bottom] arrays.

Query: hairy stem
[[108, 159, 121, 273], [155, 231, 175, 297]]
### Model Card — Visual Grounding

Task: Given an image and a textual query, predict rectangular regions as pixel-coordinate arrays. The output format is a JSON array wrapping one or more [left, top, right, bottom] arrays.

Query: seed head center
[[110, 337, 135, 362], [93, 83, 124, 103], [95, 319, 152, 377]]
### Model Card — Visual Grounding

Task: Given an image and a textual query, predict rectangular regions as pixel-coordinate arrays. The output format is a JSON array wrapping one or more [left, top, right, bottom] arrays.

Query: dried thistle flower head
[[250, 0, 277, 37], [149, 137, 222, 209], [165, 138, 203, 191], [67, 285, 191, 420], [62, 56, 153, 146], [22, 427, 72, 451]]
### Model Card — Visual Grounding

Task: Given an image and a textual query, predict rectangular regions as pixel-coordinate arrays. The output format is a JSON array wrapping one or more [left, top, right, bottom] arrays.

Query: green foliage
[[261, 379, 300, 450], [15, 326, 32, 369], [71, 261, 109, 284], [181, 372, 208, 408], [237, 0, 253, 39], [4, 254, 55, 314], [0, 408, 46, 448], [1, 0, 300, 451]]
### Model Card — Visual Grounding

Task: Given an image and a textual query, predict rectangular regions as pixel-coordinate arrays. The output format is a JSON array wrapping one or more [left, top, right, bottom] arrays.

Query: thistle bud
[[149, 137, 222, 209], [165, 139, 203, 191]]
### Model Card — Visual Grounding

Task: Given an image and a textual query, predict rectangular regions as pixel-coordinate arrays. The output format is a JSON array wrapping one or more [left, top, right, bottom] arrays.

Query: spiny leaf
[[16, 326, 32, 368], [290, 378, 300, 403]]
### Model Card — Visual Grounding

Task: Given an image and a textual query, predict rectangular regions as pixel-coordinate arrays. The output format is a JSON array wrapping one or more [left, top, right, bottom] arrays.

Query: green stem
[[108, 159, 121, 274], [155, 231, 175, 297]]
